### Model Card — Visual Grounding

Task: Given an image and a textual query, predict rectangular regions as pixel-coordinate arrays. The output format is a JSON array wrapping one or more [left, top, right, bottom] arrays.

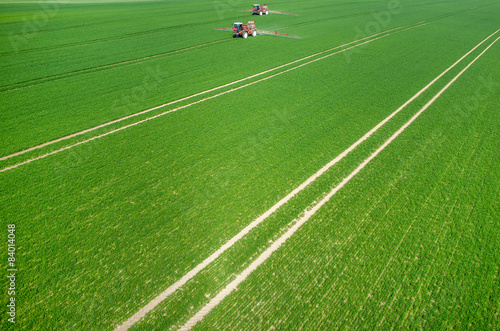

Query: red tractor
[[233, 21, 257, 39], [252, 4, 269, 16]]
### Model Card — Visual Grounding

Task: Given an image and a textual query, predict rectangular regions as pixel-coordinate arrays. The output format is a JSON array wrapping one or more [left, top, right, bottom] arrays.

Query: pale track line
[[7, 21, 494, 171], [112, 29, 500, 331], [1, 32, 395, 173], [0, 21, 426, 163], [108, 30, 411, 331], [6, 23, 498, 172], [179, 34, 500, 331], [0, 27, 416, 172]]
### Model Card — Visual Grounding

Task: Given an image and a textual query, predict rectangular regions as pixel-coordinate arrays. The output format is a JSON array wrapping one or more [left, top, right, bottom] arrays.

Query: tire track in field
[[179, 34, 500, 331], [1, 27, 409, 173], [0, 39, 230, 92], [114, 28, 500, 331], [0, 22, 422, 163]]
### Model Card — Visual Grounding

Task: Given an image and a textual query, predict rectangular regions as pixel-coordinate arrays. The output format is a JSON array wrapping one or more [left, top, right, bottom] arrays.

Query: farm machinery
[[232, 21, 257, 38], [240, 3, 297, 16], [252, 4, 269, 16], [214, 20, 299, 39], [213, 12, 300, 39]]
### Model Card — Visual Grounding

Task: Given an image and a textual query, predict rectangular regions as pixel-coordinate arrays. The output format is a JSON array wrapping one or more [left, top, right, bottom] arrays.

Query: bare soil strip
[[180, 34, 500, 331], [113, 27, 500, 331]]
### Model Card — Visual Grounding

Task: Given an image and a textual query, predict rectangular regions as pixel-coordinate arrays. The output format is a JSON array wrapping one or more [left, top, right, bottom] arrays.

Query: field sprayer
[[252, 4, 269, 15], [232, 21, 257, 38]]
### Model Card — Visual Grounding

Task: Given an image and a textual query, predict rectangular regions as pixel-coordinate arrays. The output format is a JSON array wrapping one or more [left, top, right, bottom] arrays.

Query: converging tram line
[[1, 21, 426, 172]]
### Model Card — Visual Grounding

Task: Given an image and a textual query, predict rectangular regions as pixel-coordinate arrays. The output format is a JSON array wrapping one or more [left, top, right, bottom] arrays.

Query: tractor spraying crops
[[240, 3, 297, 16], [214, 20, 300, 39], [252, 4, 269, 16], [232, 21, 257, 38]]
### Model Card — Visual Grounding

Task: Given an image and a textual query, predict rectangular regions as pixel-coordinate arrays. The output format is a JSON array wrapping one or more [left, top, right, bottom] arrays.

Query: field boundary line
[[113, 28, 500, 331], [0, 21, 425, 162], [1, 24, 428, 173], [180, 34, 500, 331]]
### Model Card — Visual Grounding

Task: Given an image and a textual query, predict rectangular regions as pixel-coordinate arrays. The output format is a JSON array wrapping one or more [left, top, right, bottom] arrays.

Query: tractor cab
[[233, 22, 243, 32], [253, 4, 261, 10]]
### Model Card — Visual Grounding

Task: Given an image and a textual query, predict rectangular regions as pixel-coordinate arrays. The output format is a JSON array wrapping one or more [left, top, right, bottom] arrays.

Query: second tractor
[[252, 4, 269, 16]]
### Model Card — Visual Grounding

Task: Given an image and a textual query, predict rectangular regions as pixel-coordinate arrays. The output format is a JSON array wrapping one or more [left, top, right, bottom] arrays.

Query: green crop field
[[1, 0, 499, 329]]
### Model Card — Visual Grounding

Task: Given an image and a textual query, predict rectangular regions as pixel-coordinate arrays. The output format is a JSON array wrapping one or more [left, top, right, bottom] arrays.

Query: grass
[[0, 0, 499, 330]]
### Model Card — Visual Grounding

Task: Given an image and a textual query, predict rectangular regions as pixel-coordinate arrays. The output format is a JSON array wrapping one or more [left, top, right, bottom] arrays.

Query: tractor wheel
[[265, 10, 269, 15], [252, 30, 257, 37], [243, 31, 248, 39], [259, 11, 263, 16]]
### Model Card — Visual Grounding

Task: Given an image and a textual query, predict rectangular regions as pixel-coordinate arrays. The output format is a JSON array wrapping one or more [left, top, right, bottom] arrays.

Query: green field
[[1, 0, 499, 329]]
